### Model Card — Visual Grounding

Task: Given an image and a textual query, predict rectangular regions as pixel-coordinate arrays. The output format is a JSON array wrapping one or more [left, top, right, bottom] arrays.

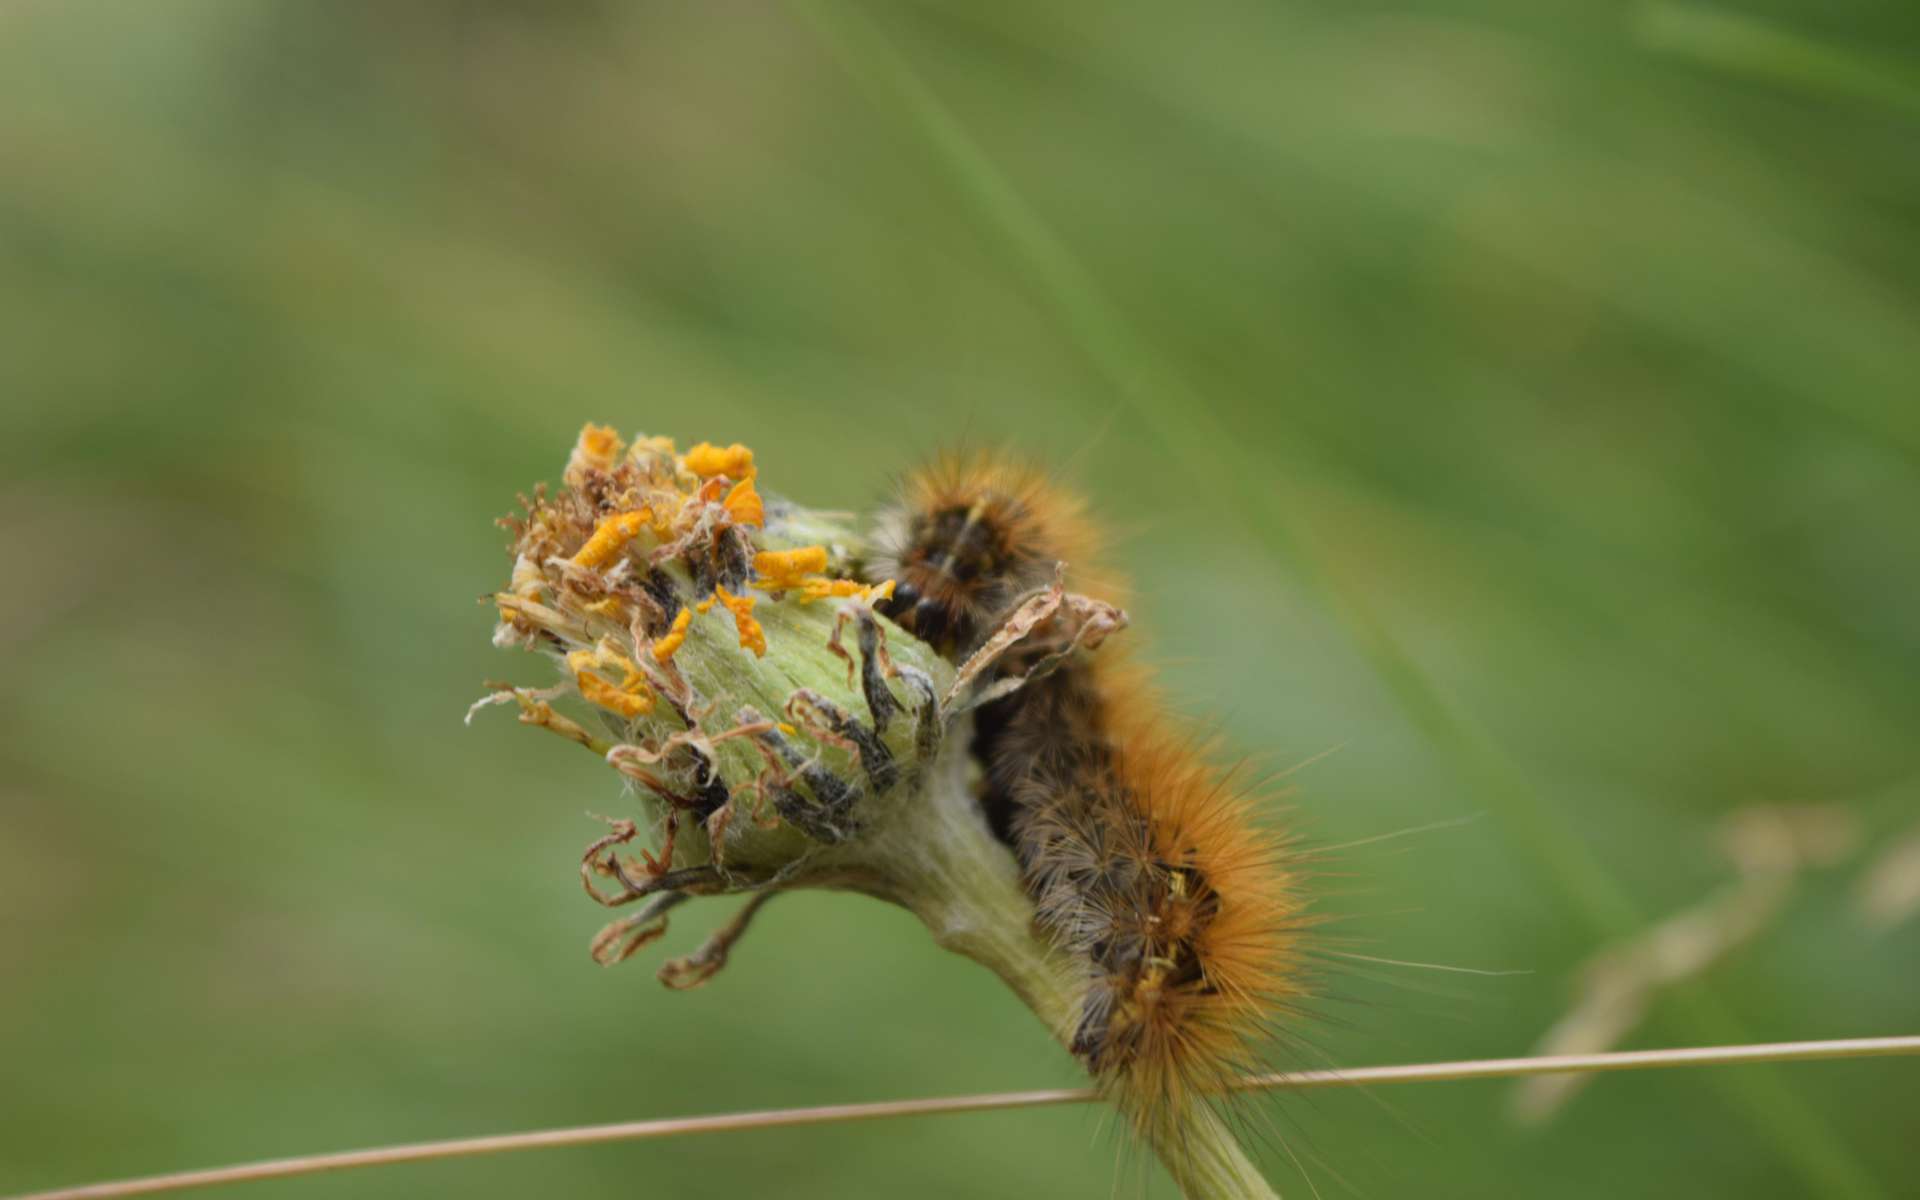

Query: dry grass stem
[[11, 1037, 1916, 1200]]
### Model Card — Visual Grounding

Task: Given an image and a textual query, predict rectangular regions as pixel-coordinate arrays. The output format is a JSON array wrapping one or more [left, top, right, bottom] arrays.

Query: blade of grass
[[787, 3, 1889, 1195], [894, 6, 1920, 468], [1638, 1, 1920, 121], [12, 1037, 1916, 1200]]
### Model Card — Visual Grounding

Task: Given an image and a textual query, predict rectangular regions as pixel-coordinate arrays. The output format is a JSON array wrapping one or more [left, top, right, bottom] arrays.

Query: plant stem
[[874, 739, 1280, 1199], [1153, 1099, 1283, 1200]]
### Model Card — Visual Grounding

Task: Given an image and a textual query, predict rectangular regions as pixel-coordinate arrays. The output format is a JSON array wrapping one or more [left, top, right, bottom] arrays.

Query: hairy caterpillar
[[868, 452, 1308, 1133]]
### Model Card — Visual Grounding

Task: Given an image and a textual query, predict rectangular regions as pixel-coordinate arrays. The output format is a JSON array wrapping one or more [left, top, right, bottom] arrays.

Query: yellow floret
[[713, 586, 766, 658], [566, 424, 627, 484], [576, 673, 653, 719], [571, 509, 652, 569], [749, 544, 893, 606], [752, 545, 830, 590], [578, 423, 625, 464], [723, 477, 765, 528], [684, 442, 755, 480], [796, 577, 896, 604], [651, 607, 693, 664], [566, 644, 654, 718]]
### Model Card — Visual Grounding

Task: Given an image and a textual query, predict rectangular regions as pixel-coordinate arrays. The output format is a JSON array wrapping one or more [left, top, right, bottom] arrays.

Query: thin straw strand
[[9, 1036, 1915, 1200]]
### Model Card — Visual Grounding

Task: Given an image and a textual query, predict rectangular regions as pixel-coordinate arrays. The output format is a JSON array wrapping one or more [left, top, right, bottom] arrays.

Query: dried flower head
[[474, 426, 972, 962]]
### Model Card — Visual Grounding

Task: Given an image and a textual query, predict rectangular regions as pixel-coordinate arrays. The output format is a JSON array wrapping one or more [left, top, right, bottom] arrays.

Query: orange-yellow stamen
[[713, 586, 766, 658], [685, 442, 755, 481], [566, 644, 654, 719], [651, 607, 693, 664], [723, 477, 765, 528], [572, 509, 652, 569], [795, 577, 896, 604], [751, 545, 892, 606], [752, 545, 829, 591], [648, 495, 682, 538], [576, 673, 651, 719], [567, 423, 627, 483]]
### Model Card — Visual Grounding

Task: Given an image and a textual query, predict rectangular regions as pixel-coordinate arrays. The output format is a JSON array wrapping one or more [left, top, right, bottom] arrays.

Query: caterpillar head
[[868, 451, 1103, 657]]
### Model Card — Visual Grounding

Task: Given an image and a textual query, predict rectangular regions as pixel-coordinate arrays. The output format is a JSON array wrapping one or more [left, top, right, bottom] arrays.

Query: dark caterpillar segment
[[868, 460, 1265, 1110], [874, 495, 1049, 657], [971, 636, 1116, 837], [1000, 688, 1228, 1077]]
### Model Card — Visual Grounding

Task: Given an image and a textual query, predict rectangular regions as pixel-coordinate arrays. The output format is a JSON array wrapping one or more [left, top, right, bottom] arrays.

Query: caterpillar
[[867, 452, 1307, 1133]]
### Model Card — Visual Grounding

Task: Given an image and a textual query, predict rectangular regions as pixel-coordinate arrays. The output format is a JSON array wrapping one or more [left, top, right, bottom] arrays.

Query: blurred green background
[[3, 2, 1917, 1197]]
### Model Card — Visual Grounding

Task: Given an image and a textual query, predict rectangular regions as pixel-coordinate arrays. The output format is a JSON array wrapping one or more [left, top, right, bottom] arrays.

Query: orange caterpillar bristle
[[1031, 690, 1305, 1127], [869, 451, 1104, 657], [868, 454, 1304, 1133]]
